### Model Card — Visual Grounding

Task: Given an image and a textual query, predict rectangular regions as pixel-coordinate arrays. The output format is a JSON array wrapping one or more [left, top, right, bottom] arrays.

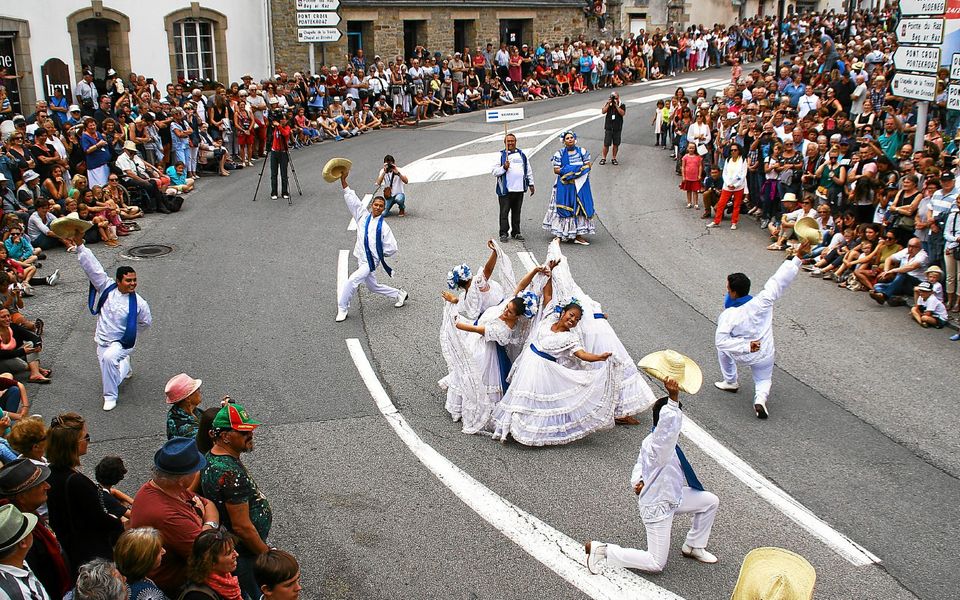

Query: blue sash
[[593, 313, 606, 319], [529, 343, 557, 362], [363, 214, 393, 277], [676, 445, 704, 491], [555, 147, 595, 219], [723, 293, 753, 309], [474, 318, 512, 392], [88, 283, 138, 349]]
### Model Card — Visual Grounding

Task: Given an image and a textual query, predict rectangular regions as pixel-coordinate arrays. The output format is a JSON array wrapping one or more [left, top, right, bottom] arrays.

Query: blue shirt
[[80, 132, 111, 170], [165, 166, 187, 185], [4, 236, 34, 262]]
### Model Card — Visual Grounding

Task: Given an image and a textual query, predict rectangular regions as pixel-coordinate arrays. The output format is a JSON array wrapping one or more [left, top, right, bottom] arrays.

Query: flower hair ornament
[[518, 291, 540, 318], [554, 296, 583, 315], [446, 264, 472, 290], [559, 129, 577, 141]]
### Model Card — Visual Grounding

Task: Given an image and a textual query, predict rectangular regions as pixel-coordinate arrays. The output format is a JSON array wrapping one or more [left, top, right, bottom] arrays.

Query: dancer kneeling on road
[[714, 239, 810, 419], [586, 350, 719, 574], [336, 171, 407, 322]]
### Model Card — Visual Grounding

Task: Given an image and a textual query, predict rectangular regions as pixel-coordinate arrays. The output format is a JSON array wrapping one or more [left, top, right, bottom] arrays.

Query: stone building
[[271, 0, 593, 73]]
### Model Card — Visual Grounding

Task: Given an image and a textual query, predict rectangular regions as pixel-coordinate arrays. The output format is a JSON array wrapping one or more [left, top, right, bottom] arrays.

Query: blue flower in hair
[[559, 129, 578, 141], [446, 264, 473, 290], [519, 291, 540, 318], [554, 296, 583, 315]]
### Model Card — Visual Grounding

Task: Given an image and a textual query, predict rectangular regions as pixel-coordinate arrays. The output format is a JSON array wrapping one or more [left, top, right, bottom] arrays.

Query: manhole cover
[[126, 244, 174, 258]]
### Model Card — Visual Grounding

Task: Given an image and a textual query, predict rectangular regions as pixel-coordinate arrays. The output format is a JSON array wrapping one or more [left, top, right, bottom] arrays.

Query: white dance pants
[[718, 350, 774, 407], [338, 261, 401, 311], [606, 488, 719, 573], [97, 341, 132, 402]]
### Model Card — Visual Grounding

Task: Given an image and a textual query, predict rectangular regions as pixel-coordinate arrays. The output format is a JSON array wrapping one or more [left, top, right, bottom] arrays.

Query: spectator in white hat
[[0, 504, 50, 599]]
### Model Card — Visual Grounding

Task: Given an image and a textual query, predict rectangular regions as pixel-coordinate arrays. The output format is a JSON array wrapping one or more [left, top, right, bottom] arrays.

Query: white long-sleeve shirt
[[492, 149, 535, 194], [344, 187, 397, 265], [632, 399, 685, 522], [722, 156, 748, 192], [715, 257, 800, 366], [78, 244, 152, 346]]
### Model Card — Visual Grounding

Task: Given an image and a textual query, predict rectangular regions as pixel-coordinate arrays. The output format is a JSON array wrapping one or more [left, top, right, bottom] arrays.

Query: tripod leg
[[252, 151, 269, 201], [288, 154, 304, 196]]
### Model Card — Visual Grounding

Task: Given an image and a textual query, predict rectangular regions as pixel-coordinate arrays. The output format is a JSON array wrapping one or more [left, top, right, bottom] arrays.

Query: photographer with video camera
[[268, 103, 295, 200], [599, 91, 625, 165], [376, 155, 409, 216]]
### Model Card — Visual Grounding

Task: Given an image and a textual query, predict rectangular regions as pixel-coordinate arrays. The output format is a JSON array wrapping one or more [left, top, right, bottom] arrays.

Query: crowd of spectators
[[665, 7, 959, 339]]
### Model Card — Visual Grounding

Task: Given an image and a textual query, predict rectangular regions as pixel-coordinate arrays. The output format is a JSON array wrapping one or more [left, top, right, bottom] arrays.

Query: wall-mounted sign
[[296, 12, 341, 27], [893, 46, 942, 74], [296, 0, 340, 9], [41, 58, 73, 102], [297, 28, 342, 43], [891, 72, 938, 102]]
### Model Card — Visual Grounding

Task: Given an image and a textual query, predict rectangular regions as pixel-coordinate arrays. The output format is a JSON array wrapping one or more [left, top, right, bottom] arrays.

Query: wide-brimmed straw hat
[[49, 212, 92, 240], [730, 547, 816, 600], [794, 217, 822, 245], [322, 157, 352, 183], [638, 350, 702, 394]]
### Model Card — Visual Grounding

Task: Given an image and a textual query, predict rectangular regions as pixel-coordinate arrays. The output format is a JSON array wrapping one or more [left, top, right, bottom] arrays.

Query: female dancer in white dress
[[544, 240, 657, 424], [439, 264, 549, 434], [492, 296, 624, 446], [543, 130, 596, 246], [441, 240, 515, 321]]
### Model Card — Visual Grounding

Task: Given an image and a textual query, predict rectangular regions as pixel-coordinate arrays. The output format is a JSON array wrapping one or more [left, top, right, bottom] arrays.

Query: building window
[[173, 19, 216, 81]]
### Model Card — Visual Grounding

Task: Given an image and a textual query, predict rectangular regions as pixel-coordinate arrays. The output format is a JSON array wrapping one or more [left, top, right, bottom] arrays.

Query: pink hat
[[164, 373, 202, 405]]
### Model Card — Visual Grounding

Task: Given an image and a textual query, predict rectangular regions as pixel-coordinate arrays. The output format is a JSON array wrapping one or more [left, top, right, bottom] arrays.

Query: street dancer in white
[[336, 171, 407, 322], [586, 350, 719, 574], [75, 235, 152, 411], [714, 240, 810, 418]]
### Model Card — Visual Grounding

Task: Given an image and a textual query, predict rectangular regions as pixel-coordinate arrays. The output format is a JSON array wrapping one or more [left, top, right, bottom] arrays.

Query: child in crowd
[[165, 161, 195, 194], [920, 265, 945, 302], [95, 455, 134, 521], [652, 99, 668, 147], [911, 282, 949, 328], [680, 143, 703, 210]]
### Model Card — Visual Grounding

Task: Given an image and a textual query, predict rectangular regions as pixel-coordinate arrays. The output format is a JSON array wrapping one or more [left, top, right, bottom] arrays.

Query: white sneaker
[[271, 194, 278, 200], [730, 223, 737, 230], [395, 290, 408, 307], [335, 309, 348, 322], [706, 222, 718, 228], [103, 396, 118, 411], [46, 269, 61, 286], [754, 401, 769, 419], [681, 544, 718, 564], [585, 541, 608, 574], [714, 380, 739, 392]]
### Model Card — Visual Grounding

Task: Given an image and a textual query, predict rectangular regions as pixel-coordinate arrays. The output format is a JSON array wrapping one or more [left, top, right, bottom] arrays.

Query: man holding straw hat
[[714, 239, 811, 419], [585, 350, 720, 574]]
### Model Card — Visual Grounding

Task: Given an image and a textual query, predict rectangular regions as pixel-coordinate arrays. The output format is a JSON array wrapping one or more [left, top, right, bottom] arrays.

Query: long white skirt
[[581, 317, 657, 418], [492, 352, 623, 446]]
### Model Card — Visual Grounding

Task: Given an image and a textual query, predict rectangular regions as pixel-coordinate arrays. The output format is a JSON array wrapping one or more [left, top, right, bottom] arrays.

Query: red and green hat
[[212, 403, 261, 432]]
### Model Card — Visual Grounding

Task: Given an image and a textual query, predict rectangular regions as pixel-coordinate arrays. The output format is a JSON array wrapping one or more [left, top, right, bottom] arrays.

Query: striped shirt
[[0, 562, 51, 600]]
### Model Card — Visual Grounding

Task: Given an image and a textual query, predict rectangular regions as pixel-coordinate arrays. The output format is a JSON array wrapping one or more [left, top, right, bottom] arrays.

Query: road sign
[[891, 72, 938, 102], [296, 12, 341, 27], [896, 18, 945, 45], [952, 53, 960, 80], [949, 84, 960, 111], [898, 0, 946, 16], [296, 0, 340, 9], [893, 46, 942, 74], [297, 28, 342, 43], [485, 108, 525, 123]]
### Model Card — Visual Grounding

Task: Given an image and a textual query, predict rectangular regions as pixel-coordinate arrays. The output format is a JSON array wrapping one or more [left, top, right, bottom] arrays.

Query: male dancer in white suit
[[713, 240, 810, 418], [336, 171, 407, 322]]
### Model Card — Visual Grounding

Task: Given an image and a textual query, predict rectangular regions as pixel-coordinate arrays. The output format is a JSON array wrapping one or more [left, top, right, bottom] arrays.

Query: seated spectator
[[116, 141, 167, 212], [0, 174, 30, 223], [183, 529, 242, 600], [7, 416, 47, 465], [0, 458, 71, 598], [77, 201, 116, 247], [0, 308, 50, 383], [0, 373, 28, 424], [27, 203, 73, 251], [198, 124, 230, 177], [15, 170, 41, 211], [254, 549, 302, 600], [165, 373, 204, 440], [94, 456, 133, 520], [69, 558, 128, 600], [4, 225, 42, 266], [767, 194, 815, 250], [911, 282, 949, 328], [165, 161, 195, 194], [0, 503, 50, 600], [128, 437, 220, 597], [113, 527, 167, 600], [870, 237, 928, 306], [0, 272, 40, 334], [102, 175, 144, 221]]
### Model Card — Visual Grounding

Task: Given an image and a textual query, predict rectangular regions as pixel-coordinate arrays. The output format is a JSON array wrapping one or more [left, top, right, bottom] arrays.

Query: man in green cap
[[200, 403, 270, 600]]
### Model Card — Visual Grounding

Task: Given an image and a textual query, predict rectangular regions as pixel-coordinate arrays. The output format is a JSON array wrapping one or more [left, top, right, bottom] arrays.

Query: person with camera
[[492, 133, 535, 242], [376, 155, 409, 216], [268, 106, 293, 200]]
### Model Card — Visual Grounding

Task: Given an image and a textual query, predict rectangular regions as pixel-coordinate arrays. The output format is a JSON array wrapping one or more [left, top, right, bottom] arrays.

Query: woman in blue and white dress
[[492, 296, 624, 446], [544, 239, 656, 423], [439, 264, 549, 434], [441, 239, 515, 322], [543, 130, 596, 246]]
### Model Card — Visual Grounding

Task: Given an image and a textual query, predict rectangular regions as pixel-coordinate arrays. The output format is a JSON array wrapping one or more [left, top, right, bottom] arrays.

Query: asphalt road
[[27, 72, 954, 599]]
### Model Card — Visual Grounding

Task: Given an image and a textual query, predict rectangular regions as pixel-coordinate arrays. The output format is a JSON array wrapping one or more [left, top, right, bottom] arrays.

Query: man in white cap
[[714, 239, 811, 419], [585, 350, 719, 574], [71, 231, 152, 410]]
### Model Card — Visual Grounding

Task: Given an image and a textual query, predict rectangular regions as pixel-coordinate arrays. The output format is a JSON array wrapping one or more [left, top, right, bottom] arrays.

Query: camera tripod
[[252, 129, 303, 205]]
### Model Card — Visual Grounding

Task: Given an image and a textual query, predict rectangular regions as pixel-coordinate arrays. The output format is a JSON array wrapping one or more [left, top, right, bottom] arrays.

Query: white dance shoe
[[681, 544, 718, 564]]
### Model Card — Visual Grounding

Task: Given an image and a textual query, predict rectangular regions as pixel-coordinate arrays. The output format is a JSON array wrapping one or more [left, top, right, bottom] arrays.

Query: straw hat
[[638, 350, 702, 394], [49, 212, 92, 240], [730, 547, 816, 600], [322, 157, 352, 183], [794, 217, 822, 245], [164, 373, 203, 405]]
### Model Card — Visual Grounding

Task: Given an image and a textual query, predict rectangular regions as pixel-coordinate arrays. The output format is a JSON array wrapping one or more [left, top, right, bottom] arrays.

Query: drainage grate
[[126, 244, 174, 259]]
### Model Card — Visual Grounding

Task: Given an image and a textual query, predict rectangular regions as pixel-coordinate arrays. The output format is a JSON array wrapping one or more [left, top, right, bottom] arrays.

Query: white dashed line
[[337, 249, 349, 297], [346, 338, 684, 600]]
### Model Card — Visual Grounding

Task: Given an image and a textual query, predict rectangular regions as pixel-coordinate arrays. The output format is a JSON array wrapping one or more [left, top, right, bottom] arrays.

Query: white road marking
[[625, 93, 673, 106], [679, 78, 728, 89], [517, 251, 539, 271], [346, 339, 683, 600], [651, 77, 698, 87], [681, 417, 881, 566], [707, 82, 730, 91], [337, 250, 349, 297]]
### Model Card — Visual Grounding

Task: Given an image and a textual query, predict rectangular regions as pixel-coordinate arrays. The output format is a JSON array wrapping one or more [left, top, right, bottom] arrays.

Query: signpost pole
[[914, 100, 928, 152], [309, 43, 316, 76]]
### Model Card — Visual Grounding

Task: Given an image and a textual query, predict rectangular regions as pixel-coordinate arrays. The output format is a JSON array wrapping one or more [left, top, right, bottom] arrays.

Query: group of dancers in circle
[[438, 238, 657, 445]]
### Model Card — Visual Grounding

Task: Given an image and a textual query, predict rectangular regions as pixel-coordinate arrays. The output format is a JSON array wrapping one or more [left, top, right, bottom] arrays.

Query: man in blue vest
[[491, 134, 535, 243], [72, 229, 152, 411]]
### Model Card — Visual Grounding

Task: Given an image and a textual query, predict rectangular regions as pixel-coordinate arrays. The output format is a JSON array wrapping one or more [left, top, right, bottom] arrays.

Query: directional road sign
[[893, 46, 942, 74], [896, 18, 945, 45], [898, 0, 946, 16], [952, 53, 960, 80], [297, 12, 341, 27], [949, 84, 960, 111], [485, 108, 525, 123], [297, 28, 342, 43], [296, 0, 340, 9], [891, 72, 938, 102]]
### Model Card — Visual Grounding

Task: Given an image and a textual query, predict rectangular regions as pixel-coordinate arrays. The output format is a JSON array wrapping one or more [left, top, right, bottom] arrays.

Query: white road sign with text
[[898, 0, 946, 16], [297, 12, 341, 27], [485, 108, 525, 123], [952, 53, 960, 80], [891, 72, 938, 102], [296, 0, 340, 10], [949, 84, 960, 111], [896, 18, 945, 45], [297, 28, 342, 43], [893, 46, 942, 74]]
